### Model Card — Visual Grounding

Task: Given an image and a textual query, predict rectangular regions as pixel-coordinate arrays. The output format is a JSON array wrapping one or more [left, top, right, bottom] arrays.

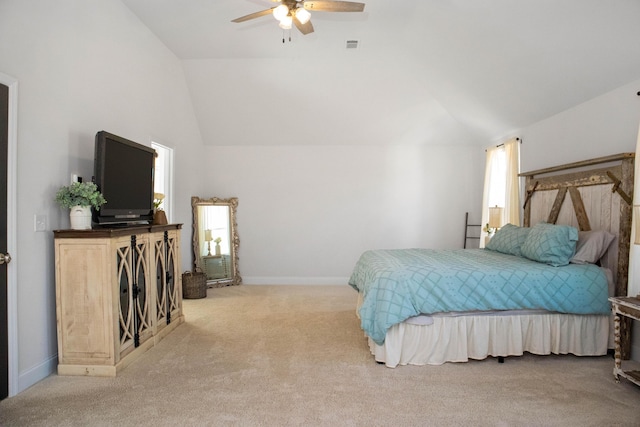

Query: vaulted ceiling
[[121, 0, 640, 146]]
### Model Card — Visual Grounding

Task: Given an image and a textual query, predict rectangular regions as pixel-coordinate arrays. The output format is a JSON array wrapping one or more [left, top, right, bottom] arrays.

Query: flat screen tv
[[92, 131, 155, 226]]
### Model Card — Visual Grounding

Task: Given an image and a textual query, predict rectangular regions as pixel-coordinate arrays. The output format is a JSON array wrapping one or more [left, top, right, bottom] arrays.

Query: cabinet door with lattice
[[151, 229, 182, 334], [114, 234, 152, 359]]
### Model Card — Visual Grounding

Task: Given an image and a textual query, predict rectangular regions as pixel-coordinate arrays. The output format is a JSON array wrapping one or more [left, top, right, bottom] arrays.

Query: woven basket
[[182, 269, 207, 299]]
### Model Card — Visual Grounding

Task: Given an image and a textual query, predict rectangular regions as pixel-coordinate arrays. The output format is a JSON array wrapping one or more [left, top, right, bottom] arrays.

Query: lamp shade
[[295, 7, 311, 24], [273, 4, 289, 21], [279, 15, 293, 29], [488, 206, 504, 229], [204, 229, 213, 242]]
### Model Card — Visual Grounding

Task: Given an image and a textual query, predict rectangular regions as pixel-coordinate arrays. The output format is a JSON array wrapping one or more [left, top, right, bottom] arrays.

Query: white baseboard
[[17, 354, 58, 395], [242, 277, 350, 286]]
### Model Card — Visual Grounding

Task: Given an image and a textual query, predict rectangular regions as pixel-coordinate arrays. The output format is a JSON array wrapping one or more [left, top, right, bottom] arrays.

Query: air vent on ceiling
[[346, 40, 359, 49]]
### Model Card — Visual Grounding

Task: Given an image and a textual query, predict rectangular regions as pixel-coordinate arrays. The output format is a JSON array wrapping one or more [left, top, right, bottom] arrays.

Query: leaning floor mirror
[[191, 196, 241, 287]]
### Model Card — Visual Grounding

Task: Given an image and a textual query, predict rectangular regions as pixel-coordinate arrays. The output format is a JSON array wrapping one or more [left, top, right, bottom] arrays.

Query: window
[[151, 141, 174, 222]]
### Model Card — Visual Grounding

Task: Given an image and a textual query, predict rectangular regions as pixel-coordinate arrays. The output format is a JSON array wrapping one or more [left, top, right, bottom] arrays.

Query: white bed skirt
[[367, 312, 610, 368]]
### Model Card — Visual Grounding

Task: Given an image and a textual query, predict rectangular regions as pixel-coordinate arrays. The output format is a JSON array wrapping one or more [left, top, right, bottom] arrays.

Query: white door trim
[[0, 71, 18, 397]]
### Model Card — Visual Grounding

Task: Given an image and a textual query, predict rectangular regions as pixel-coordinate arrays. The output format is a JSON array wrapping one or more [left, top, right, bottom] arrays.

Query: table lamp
[[204, 229, 213, 256], [488, 206, 504, 233]]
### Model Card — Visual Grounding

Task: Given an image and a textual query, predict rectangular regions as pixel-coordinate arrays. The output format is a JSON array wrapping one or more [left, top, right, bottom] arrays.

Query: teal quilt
[[348, 248, 610, 345]]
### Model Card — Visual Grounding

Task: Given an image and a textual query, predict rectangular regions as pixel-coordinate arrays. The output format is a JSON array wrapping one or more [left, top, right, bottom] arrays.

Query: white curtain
[[503, 138, 521, 226], [480, 138, 520, 248]]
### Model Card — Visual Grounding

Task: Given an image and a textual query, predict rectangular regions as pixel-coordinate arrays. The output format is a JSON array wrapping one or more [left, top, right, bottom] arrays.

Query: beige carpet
[[1, 285, 639, 426]]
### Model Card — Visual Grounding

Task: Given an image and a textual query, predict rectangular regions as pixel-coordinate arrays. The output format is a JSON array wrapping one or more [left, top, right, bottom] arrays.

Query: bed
[[349, 153, 635, 367]]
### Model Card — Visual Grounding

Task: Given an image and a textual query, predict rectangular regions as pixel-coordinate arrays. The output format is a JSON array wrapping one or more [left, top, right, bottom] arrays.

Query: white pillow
[[570, 230, 616, 264]]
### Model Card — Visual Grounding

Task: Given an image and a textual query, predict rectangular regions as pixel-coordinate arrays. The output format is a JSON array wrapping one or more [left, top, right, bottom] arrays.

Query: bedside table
[[203, 254, 230, 279], [609, 296, 640, 387]]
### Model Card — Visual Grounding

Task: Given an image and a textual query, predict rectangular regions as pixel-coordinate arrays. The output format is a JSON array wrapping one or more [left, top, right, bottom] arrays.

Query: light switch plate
[[34, 214, 47, 232]]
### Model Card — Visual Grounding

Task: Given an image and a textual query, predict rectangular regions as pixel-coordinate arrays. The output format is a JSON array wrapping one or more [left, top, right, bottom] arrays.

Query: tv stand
[[53, 224, 183, 376]]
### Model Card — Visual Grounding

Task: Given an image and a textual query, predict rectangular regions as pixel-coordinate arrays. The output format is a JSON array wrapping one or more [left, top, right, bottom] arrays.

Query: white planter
[[69, 205, 92, 230]]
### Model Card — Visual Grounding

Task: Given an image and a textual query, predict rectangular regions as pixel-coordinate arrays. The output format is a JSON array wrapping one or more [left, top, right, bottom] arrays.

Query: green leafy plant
[[55, 182, 107, 210], [483, 223, 495, 235]]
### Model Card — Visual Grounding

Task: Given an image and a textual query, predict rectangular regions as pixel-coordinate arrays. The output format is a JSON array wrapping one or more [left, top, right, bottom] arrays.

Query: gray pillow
[[570, 230, 616, 264]]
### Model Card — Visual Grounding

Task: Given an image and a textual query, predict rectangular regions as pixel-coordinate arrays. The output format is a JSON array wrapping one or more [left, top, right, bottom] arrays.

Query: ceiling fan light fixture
[[232, 0, 365, 37], [273, 4, 289, 21], [295, 8, 311, 25], [278, 15, 293, 30]]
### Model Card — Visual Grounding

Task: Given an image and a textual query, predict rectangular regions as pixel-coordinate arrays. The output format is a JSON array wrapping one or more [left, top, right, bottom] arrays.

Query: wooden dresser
[[53, 224, 183, 376]]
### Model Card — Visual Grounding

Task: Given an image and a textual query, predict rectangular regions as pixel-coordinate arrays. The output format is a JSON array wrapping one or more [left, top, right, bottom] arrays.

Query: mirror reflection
[[191, 196, 241, 287]]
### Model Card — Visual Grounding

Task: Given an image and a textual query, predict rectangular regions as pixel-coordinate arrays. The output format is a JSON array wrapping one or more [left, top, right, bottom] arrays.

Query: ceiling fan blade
[[294, 17, 314, 35], [231, 8, 274, 23], [303, 1, 365, 12]]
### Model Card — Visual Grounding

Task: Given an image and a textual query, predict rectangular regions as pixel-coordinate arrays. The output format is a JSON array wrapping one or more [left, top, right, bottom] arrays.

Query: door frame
[[0, 71, 18, 397]]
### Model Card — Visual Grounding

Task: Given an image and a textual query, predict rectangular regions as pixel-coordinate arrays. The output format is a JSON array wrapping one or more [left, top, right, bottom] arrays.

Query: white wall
[[0, 0, 205, 394], [517, 78, 640, 360], [205, 144, 485, 284], [519, 79, 640, 172]]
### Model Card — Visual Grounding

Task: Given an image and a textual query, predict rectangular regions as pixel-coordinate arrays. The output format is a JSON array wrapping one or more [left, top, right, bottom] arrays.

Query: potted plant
[[55, 182, 106, 230], [152, 192, 168, 225]]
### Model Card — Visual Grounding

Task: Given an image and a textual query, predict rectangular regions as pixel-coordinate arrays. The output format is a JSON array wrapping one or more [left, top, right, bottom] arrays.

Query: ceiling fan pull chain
[[282, 29, 292, 44]]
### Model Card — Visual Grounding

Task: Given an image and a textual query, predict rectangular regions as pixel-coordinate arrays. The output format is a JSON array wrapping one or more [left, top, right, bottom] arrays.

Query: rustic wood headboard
[[520, 153, 635, 357], [520, 153, 634, 296]]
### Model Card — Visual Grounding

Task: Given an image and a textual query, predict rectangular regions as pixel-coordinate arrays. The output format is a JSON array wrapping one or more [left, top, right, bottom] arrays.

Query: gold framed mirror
[[191, 196, 241, 287]]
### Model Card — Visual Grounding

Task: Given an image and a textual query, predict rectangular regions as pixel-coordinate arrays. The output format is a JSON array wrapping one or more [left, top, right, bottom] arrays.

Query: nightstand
[[609, 296, 640, 387], [203, 254, 230, 279]]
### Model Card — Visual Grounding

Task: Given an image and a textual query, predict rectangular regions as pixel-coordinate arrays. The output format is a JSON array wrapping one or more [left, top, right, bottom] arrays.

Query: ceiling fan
[[231, 0, 366, 36]]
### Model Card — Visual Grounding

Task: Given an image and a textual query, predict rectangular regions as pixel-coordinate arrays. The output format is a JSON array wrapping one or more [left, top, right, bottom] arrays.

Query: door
[[0, 82, 8, 400]]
